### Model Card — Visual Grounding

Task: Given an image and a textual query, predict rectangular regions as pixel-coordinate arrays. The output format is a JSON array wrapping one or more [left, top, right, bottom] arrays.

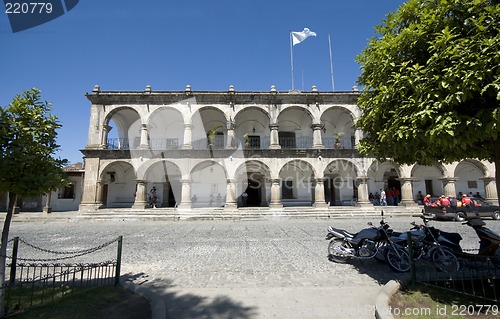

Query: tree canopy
[[0, 88, 67, 202], [356, 0, 500, 167]]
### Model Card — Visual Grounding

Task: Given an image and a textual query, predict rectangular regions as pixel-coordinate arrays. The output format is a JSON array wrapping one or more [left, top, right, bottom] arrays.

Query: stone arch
[[278, 159, 316, 206], [234, 107, 271, 148], [99, 161, 136, 208], [147, 106, 185, 150], [323, 159, 359, 206], [454, 160, 488, 198], [189, 106, 228, 150], [190, 160, 228, 207], [320, 106, 356, 149], [142, 160, 182, 207], [234, 160, 271, 207], [411, 164, 445, 198], [276, 106, 314, 148], [103, 107, 141, 149]]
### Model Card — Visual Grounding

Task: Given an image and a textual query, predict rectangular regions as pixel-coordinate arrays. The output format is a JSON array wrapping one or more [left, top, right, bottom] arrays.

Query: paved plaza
[[6, 213, 500, 318]]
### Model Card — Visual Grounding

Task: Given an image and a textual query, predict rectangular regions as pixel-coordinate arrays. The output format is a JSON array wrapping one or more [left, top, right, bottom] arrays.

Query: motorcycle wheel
[[328, 239, 349, 263], [431, 248, 460, 272], [384, 247, 410, 273], [491, 246, 500, 269]]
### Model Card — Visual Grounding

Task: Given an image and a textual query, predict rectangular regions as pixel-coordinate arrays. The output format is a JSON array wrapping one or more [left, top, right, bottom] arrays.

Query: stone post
[[100, 124, 112, 148], [399, 177, 418, 206], [178, 179, 192, 209], [225, 179, 237, 208], [132, 180, 149, 209], [269, 178, 283, 208], [269, 124, 281, 149], [43, 192, 52, 214], [481, 177, 498, 203], [356, 176, 372, 206], [440, 177, 457, 198], [138, 124, 149, 149], [311, 124, 325, 149], [79, 157, 101, 211], [182, 124, 193, 149], [96, 180, 104, 208], [313, 178, 328, 208]]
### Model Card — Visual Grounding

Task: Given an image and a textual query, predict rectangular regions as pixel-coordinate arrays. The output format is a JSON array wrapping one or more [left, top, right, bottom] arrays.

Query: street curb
[[375, 280, 403, 319], [121, 280, 166, 319]]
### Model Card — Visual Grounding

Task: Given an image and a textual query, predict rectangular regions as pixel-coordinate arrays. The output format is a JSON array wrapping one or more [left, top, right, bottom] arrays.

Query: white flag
[[291, 28, 317, 46]]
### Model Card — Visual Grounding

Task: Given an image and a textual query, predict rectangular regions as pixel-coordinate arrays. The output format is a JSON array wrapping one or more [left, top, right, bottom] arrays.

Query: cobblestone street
[[6, 215, 500, 318]]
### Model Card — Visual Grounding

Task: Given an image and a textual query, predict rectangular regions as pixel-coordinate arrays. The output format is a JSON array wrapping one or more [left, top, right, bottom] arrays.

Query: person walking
[[379, 188, 387, 206]]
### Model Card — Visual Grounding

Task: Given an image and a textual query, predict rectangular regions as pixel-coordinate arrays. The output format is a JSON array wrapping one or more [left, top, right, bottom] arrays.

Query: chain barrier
[[3, 236, 120, 263]]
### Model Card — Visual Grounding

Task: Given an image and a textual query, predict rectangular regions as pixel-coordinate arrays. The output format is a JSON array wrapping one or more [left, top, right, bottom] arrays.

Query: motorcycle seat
[[328, 227, 355, 239]]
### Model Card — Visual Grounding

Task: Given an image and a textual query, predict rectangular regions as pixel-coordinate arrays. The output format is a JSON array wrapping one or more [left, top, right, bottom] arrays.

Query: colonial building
[[78, 85, 498, 213]]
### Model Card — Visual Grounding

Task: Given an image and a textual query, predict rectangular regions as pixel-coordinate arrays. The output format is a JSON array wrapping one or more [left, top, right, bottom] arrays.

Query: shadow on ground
[[125, 273, 258, 319]]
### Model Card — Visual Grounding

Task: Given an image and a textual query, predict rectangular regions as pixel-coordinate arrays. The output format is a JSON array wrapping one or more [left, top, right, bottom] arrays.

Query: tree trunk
[[0, 193, 16, 316]]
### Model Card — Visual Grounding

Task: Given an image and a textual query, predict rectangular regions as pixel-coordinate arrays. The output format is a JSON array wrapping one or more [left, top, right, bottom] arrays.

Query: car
[[423, 197, 500, 221]]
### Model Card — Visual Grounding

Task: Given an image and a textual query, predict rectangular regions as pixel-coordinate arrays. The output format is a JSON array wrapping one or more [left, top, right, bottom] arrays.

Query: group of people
[[369, 188, 401, 206], [422, 192, 479, 208]]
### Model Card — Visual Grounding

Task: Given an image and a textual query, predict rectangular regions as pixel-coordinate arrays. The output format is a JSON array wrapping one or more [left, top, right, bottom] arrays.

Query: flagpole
[[290, 31, 295, 90], [328, 33, 335, 92]]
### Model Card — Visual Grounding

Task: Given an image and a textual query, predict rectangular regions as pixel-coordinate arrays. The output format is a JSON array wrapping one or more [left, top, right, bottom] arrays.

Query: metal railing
[[406, 233, 499, 303], [2, 236, 123, 316], [105, 135, 357, 150]]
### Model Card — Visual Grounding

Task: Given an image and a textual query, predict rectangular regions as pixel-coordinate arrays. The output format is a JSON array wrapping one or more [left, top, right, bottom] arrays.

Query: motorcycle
[[456, 218, 500, 268], [325, 212, 402, 265], [386, 216, 462, 272]]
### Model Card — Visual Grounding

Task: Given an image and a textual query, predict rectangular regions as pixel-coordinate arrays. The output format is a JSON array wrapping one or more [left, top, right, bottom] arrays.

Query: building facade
[[79, 85, 498, 213]]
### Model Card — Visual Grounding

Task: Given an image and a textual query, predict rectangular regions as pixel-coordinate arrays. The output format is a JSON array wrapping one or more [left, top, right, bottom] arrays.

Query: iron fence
[[1, 236, 123, 316], [406, 233, 499, 303]]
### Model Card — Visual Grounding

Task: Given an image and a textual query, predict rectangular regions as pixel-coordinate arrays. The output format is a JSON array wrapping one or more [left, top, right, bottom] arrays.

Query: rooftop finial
[[145, 85, 152, 93], [229, 85, 235, 92], [270, 85, 276, 93], [185, 85, 191, 92], [311, 85, 318, 92], [352, 86, 358, 92], [92, 85, 100, 94]]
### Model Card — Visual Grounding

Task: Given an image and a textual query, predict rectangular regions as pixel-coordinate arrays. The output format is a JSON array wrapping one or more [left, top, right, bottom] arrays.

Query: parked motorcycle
[[456, 218, 500, 268], [386, 217, 461, 272], [326, 213, 402, 265]]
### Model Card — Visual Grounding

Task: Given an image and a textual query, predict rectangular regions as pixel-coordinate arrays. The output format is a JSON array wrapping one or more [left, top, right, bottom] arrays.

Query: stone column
[[311, 124, 325, 149], [440, 177, 457, 198], [226, 120, 236, 149], [178, 179, 192, 209], [313, 178, 328, 208], [138, 124, 149, 149], [356, 176, 371, 206], [182, 124, 193, 149], [79, 157, 101, 211], [399, 177, 418, 206], [269, 124, 281, 149], [132, 180, 149, 209], [96, 180, 104, 208], [100, 124, 112, 148], [481, 177, 498, 203], [269, 178, 283, 208], [354, 128, 363, 149], [225, 179, 237, 208], [43, 192, 52, 214]]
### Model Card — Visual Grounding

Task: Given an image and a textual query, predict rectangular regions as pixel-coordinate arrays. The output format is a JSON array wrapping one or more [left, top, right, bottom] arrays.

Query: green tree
[[356, 0, 500, 203], [0, 89, 67, 315]]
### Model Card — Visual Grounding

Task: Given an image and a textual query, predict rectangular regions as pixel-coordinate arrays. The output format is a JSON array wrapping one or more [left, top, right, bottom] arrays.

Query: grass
[[5, 285, 149, 319], [390, 282, 499, 319]]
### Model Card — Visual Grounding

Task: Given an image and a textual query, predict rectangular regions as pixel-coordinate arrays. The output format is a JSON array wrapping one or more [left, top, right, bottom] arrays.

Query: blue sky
[[0, 0, 406, 164]]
